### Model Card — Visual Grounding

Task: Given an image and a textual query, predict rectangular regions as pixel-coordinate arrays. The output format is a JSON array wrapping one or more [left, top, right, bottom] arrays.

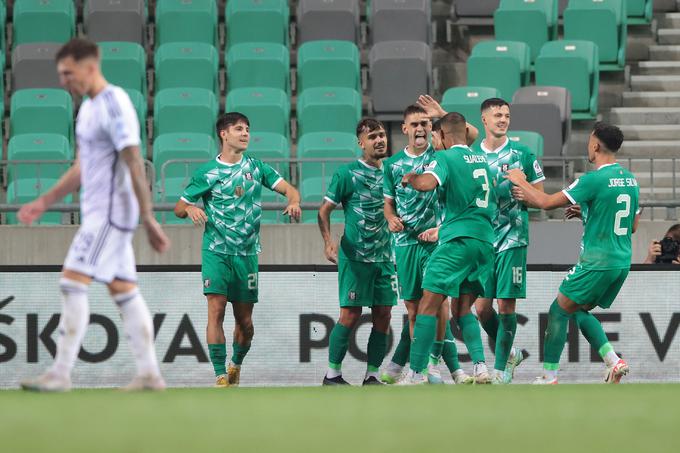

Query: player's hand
[[324, 241, 339, 264], [418, 227, 439, 243], [186, 205, 208, 226], [283, 202, 301, 221], [504, 168, 527, 185], [565, 205, 582, 219], [417, 95, 447, 118], [142, 217, 171, 253], [17, 197, 48, 225], [401, 172, 416, 187], [387, 216, 404, 232], [511, 186, 526, 201]]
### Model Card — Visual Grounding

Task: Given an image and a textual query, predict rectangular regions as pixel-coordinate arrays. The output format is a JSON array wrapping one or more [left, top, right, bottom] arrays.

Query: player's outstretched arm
[[506, 168, 569, 210], [401, 172, 438, 192], [174, 199, 208, 226], [318, 201, 338, 264], [121, 146, 170, 253], [18, 158, 82, 225], [384, 197, 404, 232], [417, 94, 478, 145], [273, 180, 301, 221]]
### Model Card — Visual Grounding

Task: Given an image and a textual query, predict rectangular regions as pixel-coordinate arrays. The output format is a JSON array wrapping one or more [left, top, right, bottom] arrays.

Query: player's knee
[[59, 277, 89, 296], [338, 309, 361, 327]]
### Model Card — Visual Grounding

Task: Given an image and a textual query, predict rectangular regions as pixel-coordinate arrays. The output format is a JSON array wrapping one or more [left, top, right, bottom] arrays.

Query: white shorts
[[63, 220, 137, 283]]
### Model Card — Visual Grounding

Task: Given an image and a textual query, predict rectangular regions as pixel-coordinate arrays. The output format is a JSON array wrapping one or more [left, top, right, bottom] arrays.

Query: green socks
[[208, 343, 227, 376], [480, 309, 500, 344], [574, 310, 609, 352], [231, 341, 251, 366], [543, 300, 572, 369], [442, 321, 460, 372], [391, 322, 411, 367], [494, 313, 517, 371], [328, 322, 352, 369], [459, 313, 485, 364], [409, 315, 437, 372], [429, 340, 444, 366], [367, 329, 389, 370]]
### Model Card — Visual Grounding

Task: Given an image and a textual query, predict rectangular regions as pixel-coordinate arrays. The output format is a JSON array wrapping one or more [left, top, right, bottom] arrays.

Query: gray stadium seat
[[84, 0, 146, 44], [511, 86, 572, 162], [12, 44, 61, 92], [297, 0, 360, 44], [370, 0, 431, 44], [369, 41, 432, 120], [452, 0, 501, 17]]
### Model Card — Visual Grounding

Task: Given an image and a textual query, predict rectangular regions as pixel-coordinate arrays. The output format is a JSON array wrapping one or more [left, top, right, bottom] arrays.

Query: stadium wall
[[0, 267, 678, 387]]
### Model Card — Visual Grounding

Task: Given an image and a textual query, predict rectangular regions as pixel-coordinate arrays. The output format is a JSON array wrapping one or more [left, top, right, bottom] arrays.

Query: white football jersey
[[75, 85, 141, 231]]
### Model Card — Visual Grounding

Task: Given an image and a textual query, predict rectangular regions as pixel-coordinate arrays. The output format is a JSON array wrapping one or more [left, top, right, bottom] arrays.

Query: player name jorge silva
[[608, 178, 638, 188]]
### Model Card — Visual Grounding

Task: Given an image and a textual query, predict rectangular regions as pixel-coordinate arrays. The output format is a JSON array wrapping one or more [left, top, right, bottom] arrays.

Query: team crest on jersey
[[501, 163, 510, 172], [204, 279, 211, 288], [245, 172, 253, 181], [349, 291, 356, 301], [235, 186, 244, 197]]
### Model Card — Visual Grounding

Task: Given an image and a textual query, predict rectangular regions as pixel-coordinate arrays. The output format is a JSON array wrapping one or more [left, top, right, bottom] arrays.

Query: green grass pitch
[[1, 385, 678, 453]]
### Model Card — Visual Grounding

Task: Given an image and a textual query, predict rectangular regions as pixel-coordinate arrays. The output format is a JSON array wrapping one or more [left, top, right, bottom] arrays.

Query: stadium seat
[[494, 0, 558, 63], [0, 4, 6, 51], [155, 42, 219, 96], [7, 133, 72, 181], [452, 0, 500, 18], [467, 41, 531, 101], [10, 89, 74, 146], [370, 0, 431, 44], [83, 0, 146, 44], [300, 176, 345, 224], [247, 132, 291, 179], [296, 132, 359, 182], [99, 42, 147, 95], [226, 43, 290, 95], [369, 41, 432, 120], [506, 130, 544, 159], [154, 176, 192, 224], [296, 0, 360, 44], [12, 0, 75, 47], [512, 85, 572, 159], [225, 0, 289, 49], [297, 40, 361, 93], [260, 187, 290, 224], [564, 0, 627, 71], [226, 87, 291, 138], [5, 178, 71, 225], [626, 0, 653, 24], [155, 0, 218, 48], [152, 133, 216, 181], [124, 88, 148, 154], [535, 40, 599, 120], [296, 88, 362, 137], [440, 86, 501, 138], [153, 88, 219, 138], [11, 43, 61, 91]]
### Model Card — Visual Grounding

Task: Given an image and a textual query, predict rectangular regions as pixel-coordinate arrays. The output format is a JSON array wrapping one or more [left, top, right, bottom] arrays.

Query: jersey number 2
[[614, 194, 631, 236], [473, 169, 490, 208]]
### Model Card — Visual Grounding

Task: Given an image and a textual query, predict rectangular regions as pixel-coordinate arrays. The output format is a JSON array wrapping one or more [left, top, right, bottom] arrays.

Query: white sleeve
[[107, 89, 141, 152]]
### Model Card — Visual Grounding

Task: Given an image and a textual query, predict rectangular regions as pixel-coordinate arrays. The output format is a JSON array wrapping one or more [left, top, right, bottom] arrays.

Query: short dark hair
[[666, 224, 680, 241], [356, 118, 385, 137], [439, 112, 467, 135], [56, 38, 99, 62], [432, 119, 442, 132], [403, 104, 428, 120], [592, 121, 624, 152], [480, 97, 509, 112]]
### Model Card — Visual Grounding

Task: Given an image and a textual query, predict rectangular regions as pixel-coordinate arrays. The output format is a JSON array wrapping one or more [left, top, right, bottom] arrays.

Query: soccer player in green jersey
[[319, 118, 397, 386], [472, 98, 545, 384], [399, 112, 496, 385], [505, 122, 640, 384], [174, 112, 301, 388]]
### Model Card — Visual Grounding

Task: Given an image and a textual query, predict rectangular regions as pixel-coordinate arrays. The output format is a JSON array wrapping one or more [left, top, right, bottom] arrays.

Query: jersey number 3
[[614, 194, 631, 236], [472, 169, 490, 208]]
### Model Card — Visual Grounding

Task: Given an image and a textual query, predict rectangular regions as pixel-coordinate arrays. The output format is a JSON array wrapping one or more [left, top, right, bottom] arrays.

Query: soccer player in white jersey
[[17, 38, 170, 392]]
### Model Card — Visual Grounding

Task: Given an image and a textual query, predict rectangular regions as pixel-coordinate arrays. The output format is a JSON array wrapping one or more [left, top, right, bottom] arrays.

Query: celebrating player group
[[16, 38, 639, 391]]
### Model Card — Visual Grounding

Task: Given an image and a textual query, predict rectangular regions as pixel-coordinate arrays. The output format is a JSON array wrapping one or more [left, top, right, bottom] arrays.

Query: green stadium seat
[[626, 0, 652, 25], [226, 43, 290, 95], [535, 40, 599, 119], [0, 4, 6, 51], [153, 88, 219, 138], [155, 0, 218, 48], [494, 0, 558, 64], [154, 176, 192, 225], [564, 0, 627, 71], [10, 89, 74, 146], [247, 132, 291, 179], [225, 0, 290, 49], [152, 133, 216, 182], [297, 40, 361, 93], [100, 41, 147, 96], [12, 0, 75, 48], [300, 176, 345, 224], [155, 42, 219, 96], [507, 130, 544, 159], [296, 132, 358, 182], [296, 88, 362, 137], [260, 189, 290, 224], [5, 178, 72, 225], [440, 86, 501, 139], [226, 87, 290, 138], [7, 133, 72, 183], [466, 41, 530, 101], [124, 88, 148, 155]]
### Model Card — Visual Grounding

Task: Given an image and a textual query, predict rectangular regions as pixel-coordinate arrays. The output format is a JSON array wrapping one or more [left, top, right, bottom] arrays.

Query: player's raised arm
[[506, 168, 569, 210], [318, 200, 338, 264], [418, 94, 478, 146], [272, 180, 301, 221], [402, 171, 439, 192]]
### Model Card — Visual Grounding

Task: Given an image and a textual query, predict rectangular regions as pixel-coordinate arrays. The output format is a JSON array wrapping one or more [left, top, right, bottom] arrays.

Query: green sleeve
[[325, 168, 351, 205], [382, 161, 395, 199], [523, 150, 545, 184], [181, 168, 214, 204], [258, 160, 284, 191], [424, 153, 447, 186], [563, 172, 596, 205]]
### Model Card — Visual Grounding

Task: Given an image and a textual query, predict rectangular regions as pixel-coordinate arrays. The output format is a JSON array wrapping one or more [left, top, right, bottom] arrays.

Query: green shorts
[[201, 251, 258, 303], [337, 248, 398, 307], [394, 242, 436, 301], [423, 237, 494, 298], [483, 246, 527, 299], [559, 264, 629, 309]]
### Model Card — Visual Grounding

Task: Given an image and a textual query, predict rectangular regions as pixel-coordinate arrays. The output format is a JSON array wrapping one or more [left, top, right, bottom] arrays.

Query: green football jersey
[[325, 160, 392, 263], [383, 145, 439, 246], [424, 145, 495, 245], [563, 163, 640, 270], [475, 138, 544, 252], [181, 155, 283, 256]]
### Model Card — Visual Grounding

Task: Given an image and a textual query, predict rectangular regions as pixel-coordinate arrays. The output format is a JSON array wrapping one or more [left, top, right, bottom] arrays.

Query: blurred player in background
[[318, 118, 396, 385], [472, 98, 545, 384], [174, 113, 301, 388], [506, 122, 640, 384], [18, 38, 169, 392]]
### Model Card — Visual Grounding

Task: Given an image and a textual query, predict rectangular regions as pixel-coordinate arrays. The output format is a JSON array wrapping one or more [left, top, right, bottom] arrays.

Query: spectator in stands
[[643, 224, 680, 264]]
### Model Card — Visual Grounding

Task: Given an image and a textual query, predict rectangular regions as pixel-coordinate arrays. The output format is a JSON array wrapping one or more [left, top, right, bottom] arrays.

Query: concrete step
[[619, 140, 680, 158], [619, 158, 680, 173], [609, 107, 680, 124], [621, 91, 680, 107], [649, 45, 680, 60], [630, 74, 680, 90], [658, 12, 680, 28], [618, 124, 680, 140], [635, 61, 680, 75], [638, 188, 680, 200], [658, 29, 680, 45]]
